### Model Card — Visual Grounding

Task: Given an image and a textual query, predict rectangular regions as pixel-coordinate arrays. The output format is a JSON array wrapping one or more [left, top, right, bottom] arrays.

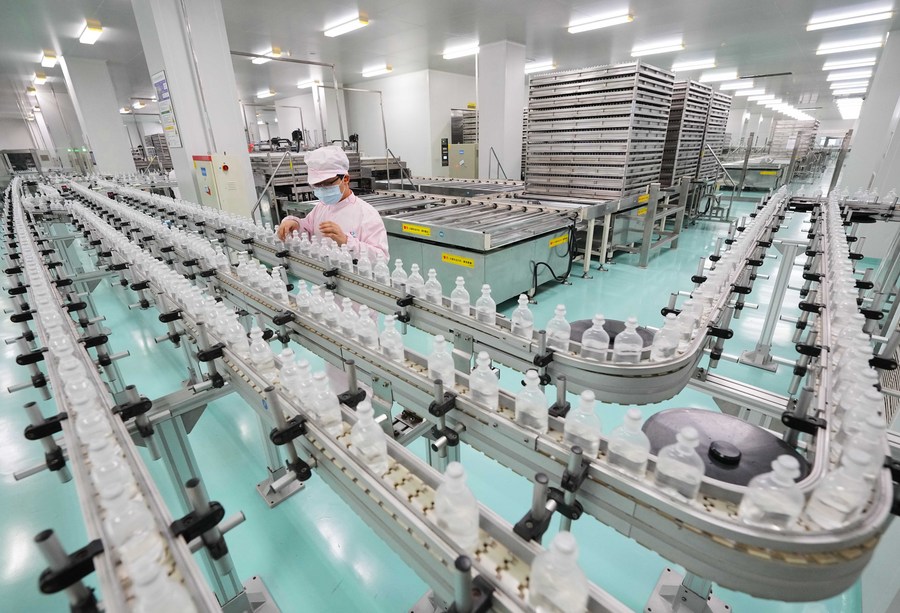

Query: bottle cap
[[445, 461, 465, 480], [677, 426, 700, 447], [579, 390, 596, 405], [772, 455, 800, 479], [551, 531, 578, 557]]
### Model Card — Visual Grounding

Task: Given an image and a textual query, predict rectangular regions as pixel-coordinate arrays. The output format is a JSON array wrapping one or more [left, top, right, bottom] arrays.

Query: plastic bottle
[[350, 400, 389, 475], [248, 320, 277, 382], [606, 408, 651, 478], [738, 455, 804, 530], [310, 372, 344, 436], [650, 314, 681, 362], [654, 426, 705, 502], [373, 252, 390, 285], [338, 298, 359, 338], [391, 259, 408, 291], [677, 299, 703, 352], [428, 335, 456, 389], [545, 304, 571, 352], [380, 314, 405, 362], [563, 391, 602, 457], [528, 531, 589, 613], [357, 247, 373, 279], [294, 280, 311, 314], [322, 291, 341, 327], [433, 462, 480, 552], [407, 264, 426, 297], [804, 449, 872, 529], [424, 269, 443, 305], [355, 306, 380, 349], [474, 284, 496, 325], [75, 409, 113, 440], [214, 247, 230, 272], [469, 351, 499, 409], [843, 414, 888, 478], [515, 370, 548, 433], [510, 294, 535, 339], [130, 558, 198, 613], [278, 351, 312, 399], [450, 277, 470, 315], [338, 244, 353, 271], [97, 480, 153, 546], [579, 314, 610, 361], [224, 319, 250, 358], [308, 285, 326, 321], [611, 317, 644, 364]]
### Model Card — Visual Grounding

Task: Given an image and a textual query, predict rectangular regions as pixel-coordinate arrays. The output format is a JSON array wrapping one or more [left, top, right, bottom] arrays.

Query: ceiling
[[0, 0, 897, 125]]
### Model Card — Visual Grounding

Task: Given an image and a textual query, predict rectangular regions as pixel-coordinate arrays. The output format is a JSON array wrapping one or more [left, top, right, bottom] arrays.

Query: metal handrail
[[251, 149, 290, 223], [386, 147, 416, 191], [703, 143, 736, 213], [488, 146, 508, 180]]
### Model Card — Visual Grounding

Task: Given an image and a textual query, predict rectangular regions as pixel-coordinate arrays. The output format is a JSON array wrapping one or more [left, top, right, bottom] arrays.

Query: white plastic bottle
[[676, 299, 703, 352], [545, 304, 571, 352], [612, 317, 644, 364], [407, 264, 426, 297], [130, 558, 198, 613], [433, 462, 480, 552], [338, 298, 359, 338], [391, 259, 408, 290], [738, 455, 804, 530], [424, 269, 443, 305], [563, 391, 602, 457], [97, 480, 153, 546], [380, 314, 405, 362], [654, 426, 705, 502], [474, 284, 496, 325], [510, 294, 535, 339], [310, 372, 344, 436], [357, 247, 373, 279], [224, 320, 250, 358], [308, 285, 326, 321], [804, 448, 872, 529], [248, 320, 277, 382], [373, 252, 390, 285], [322, 291, 341, 327], [338, 244, 353, 271], [350, 400, 389, 475], [650, 313, 681, 362], [579, 314, 609, 361], [293, 280, 311, 314], [469, 351, 499, 409], [355, 306, 380, 349], [428, 335, 456, 389], [279, 352, 312, 400], [515, 370, 548, 433], [528, 531, 589, 613], [606, 408, 651, 478], [450, 277, 470, 315]]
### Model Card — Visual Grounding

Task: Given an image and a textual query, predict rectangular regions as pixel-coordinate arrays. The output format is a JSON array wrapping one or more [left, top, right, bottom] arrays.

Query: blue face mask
[[314, 185, 343, 205]]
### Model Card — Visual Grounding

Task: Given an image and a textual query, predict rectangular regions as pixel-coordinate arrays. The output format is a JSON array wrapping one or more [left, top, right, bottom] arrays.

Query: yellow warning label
[[759, 170, 777, 176], [401, 223, 431, 237], [638, 194, 650, 204], [636, 207, 648, 216], [441, 253, 475, 268], [549, 235, 568, 248]]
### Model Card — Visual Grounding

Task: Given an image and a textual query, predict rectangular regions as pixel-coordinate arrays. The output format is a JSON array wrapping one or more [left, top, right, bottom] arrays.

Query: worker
[[276, 146, 388, 260]]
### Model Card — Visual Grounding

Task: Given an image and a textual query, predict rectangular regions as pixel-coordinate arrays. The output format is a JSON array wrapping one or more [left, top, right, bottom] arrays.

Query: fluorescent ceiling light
[[631, 39, 684, 57], [747, 94, 776, 101], [79, 19, 102, 45], [297, 80, 319, 89], [132, 101, 145, 110], [699, 69, 738, 82], [25, 86, 36, 97], [40, 51, 57, 68], [836, 97, 864, 119], [833, 88, 868, 95], [257, 120, 265, 125], [822, 56, 877, 70], [762, 99, 784, 106], [733, 88, 766, 97], [324, 16, 368, 37], [567, 13, 634, 33], [830, 79, 869, 89], [816, 37, 884, 55], [719, 80, 754, 90], [827, 69, 873, 81], [671, 58, 716, 71], [119, 107, 131, 114], [524, 60, 558, 74], [256, 89, 276, 99], [807, 8, 893, 31], [251, 48, 282, 64], [362, 65, 392, 77], [33, 72, 47, 85], [443, 44, 480, 60]]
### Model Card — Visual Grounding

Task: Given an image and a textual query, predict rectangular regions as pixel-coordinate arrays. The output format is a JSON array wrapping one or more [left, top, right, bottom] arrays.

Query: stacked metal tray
[[660, 81, 712, 186], [143, 133, 173, 170], [697, 90, 732, 179], [249, 150, 361, 191], [450, 109, 478, 144], [770, 119, 820, 159], [524, 61, 675, 199]]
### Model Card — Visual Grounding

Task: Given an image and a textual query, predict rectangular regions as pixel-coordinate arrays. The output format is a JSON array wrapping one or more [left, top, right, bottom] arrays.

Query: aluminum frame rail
[[67, 182, 896, 601], [524, 61, 675, 199], [696, 91, 732, 181], [4, 179, 218, 613], [63, 192, 629, 613], [660, 81, 712, 187]]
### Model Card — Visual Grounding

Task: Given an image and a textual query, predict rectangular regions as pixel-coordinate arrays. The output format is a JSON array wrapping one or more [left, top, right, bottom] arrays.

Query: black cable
[[530, 222, 578, 291]]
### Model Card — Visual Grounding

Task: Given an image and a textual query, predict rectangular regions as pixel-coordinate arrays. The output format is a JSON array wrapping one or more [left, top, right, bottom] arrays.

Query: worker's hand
[[318, 221, 347, 245], [276, 219, 300, 241]]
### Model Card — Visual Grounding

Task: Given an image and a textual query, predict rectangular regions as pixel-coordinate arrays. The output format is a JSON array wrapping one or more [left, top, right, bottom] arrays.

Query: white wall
[[276, 93, 316, 143], [817, 119, 855, 141], [0, 118, 36, 149], [428, 71, 476, 177]]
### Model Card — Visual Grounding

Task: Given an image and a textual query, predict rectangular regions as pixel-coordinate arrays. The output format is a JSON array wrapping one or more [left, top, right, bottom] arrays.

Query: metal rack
[[660, 81, 712, 187], [373, 177, 525, 198], [770, 119, 819, 159], [450, 108, 478, 144], [143, 133, 173, 171], [524, 61, 675, 199], [697, 91, 732, 180]]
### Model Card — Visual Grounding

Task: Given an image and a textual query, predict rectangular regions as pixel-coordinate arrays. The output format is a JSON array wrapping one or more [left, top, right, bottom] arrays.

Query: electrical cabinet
[[192, 153, 250, 215], [449, 145, 478, 179]]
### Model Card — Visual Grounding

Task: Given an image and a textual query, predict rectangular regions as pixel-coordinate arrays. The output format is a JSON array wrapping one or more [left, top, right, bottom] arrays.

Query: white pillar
[[34, 87, 85, 170], [742, 112, 762, 147], [725, 108, 746, 147], [841, 30, 900, 191], [477, 41, 526, 179], [757, 115, 774, 148], [132, 0, 255, 209], [60, 57, 136, 175]]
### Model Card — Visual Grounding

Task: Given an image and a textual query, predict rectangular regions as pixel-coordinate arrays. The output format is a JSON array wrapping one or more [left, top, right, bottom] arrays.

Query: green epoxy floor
[[1, 191, 887, 612]]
